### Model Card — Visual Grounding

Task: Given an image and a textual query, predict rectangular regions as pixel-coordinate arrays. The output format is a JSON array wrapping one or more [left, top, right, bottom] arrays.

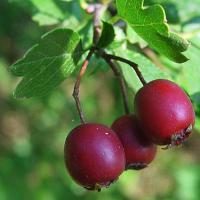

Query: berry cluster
[[64, 79, 195, 191]]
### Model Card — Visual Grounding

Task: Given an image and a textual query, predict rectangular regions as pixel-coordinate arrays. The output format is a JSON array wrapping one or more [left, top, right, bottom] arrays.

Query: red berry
[[64, 123, 125, 191], [112, 115, 157, 170], [134, 79, 195, 147]]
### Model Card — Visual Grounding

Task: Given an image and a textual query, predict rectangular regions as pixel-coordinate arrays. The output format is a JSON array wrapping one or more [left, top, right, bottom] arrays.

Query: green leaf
[[78, 19, 93, 49], [116, 0, 189, 63], [97, 21, 115, 48], [32, 13, 60, 26], [11, 28, 83, 98], [176, 45, 200, 95], [127, 25, 147, 48], [31, 0, 65, 25], [29, 0, 86, 27]]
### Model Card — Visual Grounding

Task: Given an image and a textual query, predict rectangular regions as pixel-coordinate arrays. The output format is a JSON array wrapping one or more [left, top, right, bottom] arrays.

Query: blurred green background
[[0, 0, 200, 200]]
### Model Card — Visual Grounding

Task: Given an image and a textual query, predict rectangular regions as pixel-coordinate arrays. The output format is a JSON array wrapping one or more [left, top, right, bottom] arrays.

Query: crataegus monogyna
[[112, 115, 157, 170], [134, 79, 195, 147], [64, 123, 125, 191]]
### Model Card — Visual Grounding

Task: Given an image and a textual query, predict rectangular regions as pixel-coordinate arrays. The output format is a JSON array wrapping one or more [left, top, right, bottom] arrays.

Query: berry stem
[[100, 52, 147, 86], [72, 3, 104, 123], [73, 48, 95, 124], [102, 56, 130, 114]]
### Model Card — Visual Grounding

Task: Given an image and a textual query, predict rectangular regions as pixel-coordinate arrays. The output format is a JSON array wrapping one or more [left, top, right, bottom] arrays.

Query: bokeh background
[[0, 0, 200, 200]]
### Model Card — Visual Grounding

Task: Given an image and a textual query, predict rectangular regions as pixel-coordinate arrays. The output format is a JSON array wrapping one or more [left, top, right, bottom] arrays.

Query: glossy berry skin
[[112, 115, 157, 170], [134, 79, 195, 146], [64, 123, 125, 191]]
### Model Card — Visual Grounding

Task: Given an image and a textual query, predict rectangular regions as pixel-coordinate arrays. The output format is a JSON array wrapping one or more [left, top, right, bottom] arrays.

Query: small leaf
[[116, 0, 189, 63], [97, 21, 115, 48], [11, 28, 83, 98]]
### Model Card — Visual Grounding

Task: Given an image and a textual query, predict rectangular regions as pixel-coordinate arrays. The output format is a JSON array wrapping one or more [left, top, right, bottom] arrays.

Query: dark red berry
[[112, 115, 157, 170], [64, 123, 125, 191], [134, 79, 195, 147]]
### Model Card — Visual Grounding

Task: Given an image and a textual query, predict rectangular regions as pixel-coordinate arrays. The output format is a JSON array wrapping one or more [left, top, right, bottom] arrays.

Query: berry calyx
[[134, 79, 195, 147], [112, 115, 157, 170], [64, 123, 125, 191]]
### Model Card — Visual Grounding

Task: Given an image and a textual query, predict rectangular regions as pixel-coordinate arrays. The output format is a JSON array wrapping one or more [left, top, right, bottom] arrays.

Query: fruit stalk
[[100, 51, 147, 86], [72, 3, 104, 123], [103, 57, 130, 114], [72, 48, 95, 123]]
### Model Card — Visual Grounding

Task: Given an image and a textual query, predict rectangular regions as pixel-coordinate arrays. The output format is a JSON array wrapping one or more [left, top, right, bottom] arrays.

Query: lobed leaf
[[11, 28, 83, 98], [116, 0, 189, 63]]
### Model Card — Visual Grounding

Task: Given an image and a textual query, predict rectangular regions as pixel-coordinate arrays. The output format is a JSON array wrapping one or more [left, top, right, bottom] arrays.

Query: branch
[[73, 48, 95, 123], [100, 51, 147, 86], [93, 4, 105, 45], [73, 3, 104, 123]]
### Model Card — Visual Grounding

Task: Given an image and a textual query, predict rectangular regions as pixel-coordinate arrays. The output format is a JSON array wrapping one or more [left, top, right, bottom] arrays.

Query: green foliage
[[1, 0, 200, 199], [31, 0, 67, 25], [11, 29, 83, 98], [126, 24, 147, 48], [10, 0, 193, 99], [97, 21, 115, 48], [9, 0, 87, 27], [116, 0, 189, 63]]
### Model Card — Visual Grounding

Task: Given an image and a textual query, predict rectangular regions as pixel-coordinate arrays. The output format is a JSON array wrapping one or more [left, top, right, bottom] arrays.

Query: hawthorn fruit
[[134, 79, 195, 146], [112, 115, 157, 170], [64, 123, 125, 191]]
